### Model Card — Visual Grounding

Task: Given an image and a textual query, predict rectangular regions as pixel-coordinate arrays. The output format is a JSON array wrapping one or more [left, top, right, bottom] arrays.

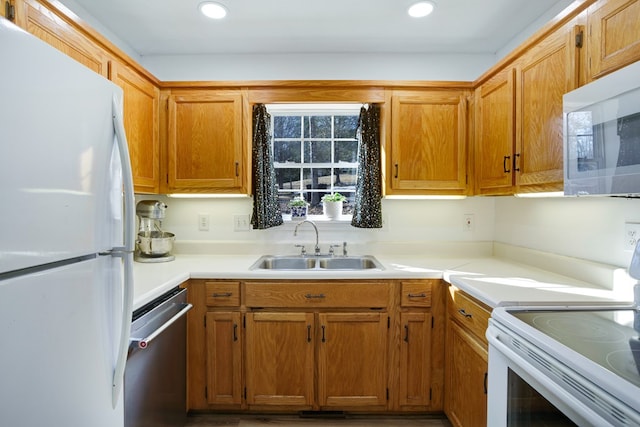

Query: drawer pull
[[212, 292, 233, 298], [458, 308, 473, 319], [408, 293, 427, 298], [305, 293, 326, 299]]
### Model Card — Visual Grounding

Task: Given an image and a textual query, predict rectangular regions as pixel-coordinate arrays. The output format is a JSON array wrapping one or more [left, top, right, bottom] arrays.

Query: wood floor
[[185, 413, 453, 427]]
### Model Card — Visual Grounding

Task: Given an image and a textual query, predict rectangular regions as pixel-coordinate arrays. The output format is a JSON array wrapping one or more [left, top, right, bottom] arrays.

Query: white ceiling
[[64, 0, 573, 57]]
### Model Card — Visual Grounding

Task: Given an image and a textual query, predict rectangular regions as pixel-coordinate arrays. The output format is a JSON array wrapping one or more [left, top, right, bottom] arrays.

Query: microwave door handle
[[486, 327, 618, 427], [111, 95, 136, 408]]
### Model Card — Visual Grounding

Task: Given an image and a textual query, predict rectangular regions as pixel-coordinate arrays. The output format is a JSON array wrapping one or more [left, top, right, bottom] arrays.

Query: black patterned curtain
[[251, 104, 283, 229], [351, 104, 382, 228]]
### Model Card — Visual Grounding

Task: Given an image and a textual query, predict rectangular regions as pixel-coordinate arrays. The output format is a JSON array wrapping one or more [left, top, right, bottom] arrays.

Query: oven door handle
[[486, 326, 636, 427]]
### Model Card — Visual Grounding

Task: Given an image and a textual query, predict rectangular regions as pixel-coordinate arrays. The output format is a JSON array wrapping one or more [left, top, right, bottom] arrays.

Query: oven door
[[486, 322, 608, 427]]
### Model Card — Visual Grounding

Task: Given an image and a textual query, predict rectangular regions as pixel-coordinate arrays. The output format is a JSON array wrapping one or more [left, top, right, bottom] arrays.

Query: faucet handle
[[328, 244, 341, 256], [294, 244, 306, 256]]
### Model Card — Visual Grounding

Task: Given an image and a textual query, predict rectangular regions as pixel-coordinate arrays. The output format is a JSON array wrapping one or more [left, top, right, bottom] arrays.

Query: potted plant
[[288, 196, 309, 219], [321, 192, 347, 219]]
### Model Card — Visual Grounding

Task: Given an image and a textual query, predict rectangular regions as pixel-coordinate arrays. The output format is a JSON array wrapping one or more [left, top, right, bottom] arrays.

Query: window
[[268, 104, 362, 217]]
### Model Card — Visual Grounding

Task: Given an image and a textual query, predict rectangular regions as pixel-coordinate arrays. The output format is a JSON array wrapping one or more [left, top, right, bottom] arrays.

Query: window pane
[[304, 116, 331, 138], [275, 169, 301, 190], [304, 140, 331, 163], [334, 168, 358, 190], [273, 116, 301, 138], [335, 115, 359, 138], [335, 140, 358, 163], [274, 140, 301, 163]]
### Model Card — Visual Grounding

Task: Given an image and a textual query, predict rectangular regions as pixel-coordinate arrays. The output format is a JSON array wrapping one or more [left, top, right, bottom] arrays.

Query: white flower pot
[[323, 201, 343, 220]]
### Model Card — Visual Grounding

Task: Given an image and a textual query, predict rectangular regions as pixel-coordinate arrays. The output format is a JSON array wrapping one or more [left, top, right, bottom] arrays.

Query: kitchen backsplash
[[135, 194, 640, 268]]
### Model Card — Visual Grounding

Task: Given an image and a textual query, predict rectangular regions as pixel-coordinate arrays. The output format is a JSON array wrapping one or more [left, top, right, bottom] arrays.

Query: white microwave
[[564, 60, 640, 196]]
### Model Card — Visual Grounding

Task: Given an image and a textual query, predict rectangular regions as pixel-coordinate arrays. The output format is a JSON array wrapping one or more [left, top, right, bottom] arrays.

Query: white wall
[[137, 195, 496, 255], [139, 53, 495, 82], [144, 195, 640, 268], [494, 196, 640, 268]]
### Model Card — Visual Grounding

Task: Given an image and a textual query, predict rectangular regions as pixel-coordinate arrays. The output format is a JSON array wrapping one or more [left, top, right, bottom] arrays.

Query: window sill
[[284, 214, 352, 224]]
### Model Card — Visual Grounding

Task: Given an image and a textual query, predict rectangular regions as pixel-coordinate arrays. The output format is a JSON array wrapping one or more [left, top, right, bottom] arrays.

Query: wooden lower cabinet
[[245, 312, 315, 407], [444, 288, 490, 427], [317, 312, 388, 408], [189, 279, 444, 414], [205, 311, 242, 405]]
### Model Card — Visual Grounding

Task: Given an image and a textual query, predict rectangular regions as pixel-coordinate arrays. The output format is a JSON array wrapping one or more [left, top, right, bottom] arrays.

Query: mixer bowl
[[137, 231, 175, 256]]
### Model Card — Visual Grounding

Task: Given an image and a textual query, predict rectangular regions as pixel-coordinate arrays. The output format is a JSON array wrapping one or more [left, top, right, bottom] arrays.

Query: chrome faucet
[[294, 220, 320, 255]]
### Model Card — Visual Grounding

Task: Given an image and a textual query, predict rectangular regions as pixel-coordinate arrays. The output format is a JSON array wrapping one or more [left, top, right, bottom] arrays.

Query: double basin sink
[[250, 255, 384, 271]]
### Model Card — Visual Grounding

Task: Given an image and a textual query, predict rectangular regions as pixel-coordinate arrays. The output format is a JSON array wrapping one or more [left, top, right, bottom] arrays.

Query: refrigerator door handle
[[111, 95, 136, 408]]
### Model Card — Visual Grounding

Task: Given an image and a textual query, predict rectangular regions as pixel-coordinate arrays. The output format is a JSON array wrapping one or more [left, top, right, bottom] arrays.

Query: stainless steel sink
[[317, 256, 382, 270], [250, 255, 383, 271], [252, 256, 317, 270]]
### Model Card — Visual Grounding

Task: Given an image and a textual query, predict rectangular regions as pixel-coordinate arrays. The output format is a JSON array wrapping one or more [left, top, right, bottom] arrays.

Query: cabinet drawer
[[205, 281, 241, 307], [449, 289, 491, 344], [400, 281, 432, 307], [245, 282, 390, 308]]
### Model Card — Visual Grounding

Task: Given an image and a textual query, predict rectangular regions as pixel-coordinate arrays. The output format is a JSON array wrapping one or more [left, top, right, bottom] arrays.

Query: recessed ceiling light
[[199, 2, 227, 19], [408, 1, 435, 18]]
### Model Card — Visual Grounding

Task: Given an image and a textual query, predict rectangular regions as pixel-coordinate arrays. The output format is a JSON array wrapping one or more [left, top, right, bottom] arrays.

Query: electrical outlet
[[463, 214, 475, 232], [198, 214, 210, 231], [624, 222, 640, 251], [234, 214, 251, 232]]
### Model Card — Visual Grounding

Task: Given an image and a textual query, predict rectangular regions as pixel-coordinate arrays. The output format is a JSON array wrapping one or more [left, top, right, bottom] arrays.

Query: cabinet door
[[167, 90, 244, 193], [445, 320, 488, 427], [110, 61, 160, 194], [205, 311, 242, 405], [474, 69, 515, 195], [588, 0, 640, 79], [390, 91, 468, 195], [16, 0, 109, 77], [399, 312, 432, 407], [245, 312, 315, 407], [515, 24, 579, 193], [317, 312, 388, 408]]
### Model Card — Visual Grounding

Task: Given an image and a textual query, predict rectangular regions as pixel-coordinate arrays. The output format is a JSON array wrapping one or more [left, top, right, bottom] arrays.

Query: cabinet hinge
[[575, 30, 584, 48], [5, 2, 15, 21]]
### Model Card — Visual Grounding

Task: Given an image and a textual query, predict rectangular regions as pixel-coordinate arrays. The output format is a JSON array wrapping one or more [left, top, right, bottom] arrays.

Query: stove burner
[[531, 313, 626, 343]]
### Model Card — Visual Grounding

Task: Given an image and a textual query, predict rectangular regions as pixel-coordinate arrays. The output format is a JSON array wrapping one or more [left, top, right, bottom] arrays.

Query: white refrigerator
[[0, 18, 135, 427]]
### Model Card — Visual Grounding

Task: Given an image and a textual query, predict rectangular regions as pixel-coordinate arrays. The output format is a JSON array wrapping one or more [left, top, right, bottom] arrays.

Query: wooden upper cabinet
[[16, 0, 109, 77], [110, 61, 160, 193], [474, 69, 516, 195], [166, 89, 245, 193], [476, 22, 580, 195], [389, 90, 468, 196], [514, 23, 581, 193], [588, 0, 640, 80]]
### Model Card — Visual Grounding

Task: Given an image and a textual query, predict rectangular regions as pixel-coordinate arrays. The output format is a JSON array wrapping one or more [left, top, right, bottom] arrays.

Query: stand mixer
[[135, 200, 175, 263]]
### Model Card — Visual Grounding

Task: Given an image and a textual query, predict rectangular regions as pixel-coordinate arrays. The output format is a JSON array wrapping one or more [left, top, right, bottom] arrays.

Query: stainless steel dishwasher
[[125, 287, 192, 427]]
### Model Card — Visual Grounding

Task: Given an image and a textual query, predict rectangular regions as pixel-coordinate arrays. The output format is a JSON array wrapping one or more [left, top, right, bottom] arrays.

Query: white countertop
[[132, 246, 636, 311]]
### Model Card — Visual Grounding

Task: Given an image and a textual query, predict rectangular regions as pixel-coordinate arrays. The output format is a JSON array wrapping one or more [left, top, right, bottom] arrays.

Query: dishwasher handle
[[131, 303, 193, 349]]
